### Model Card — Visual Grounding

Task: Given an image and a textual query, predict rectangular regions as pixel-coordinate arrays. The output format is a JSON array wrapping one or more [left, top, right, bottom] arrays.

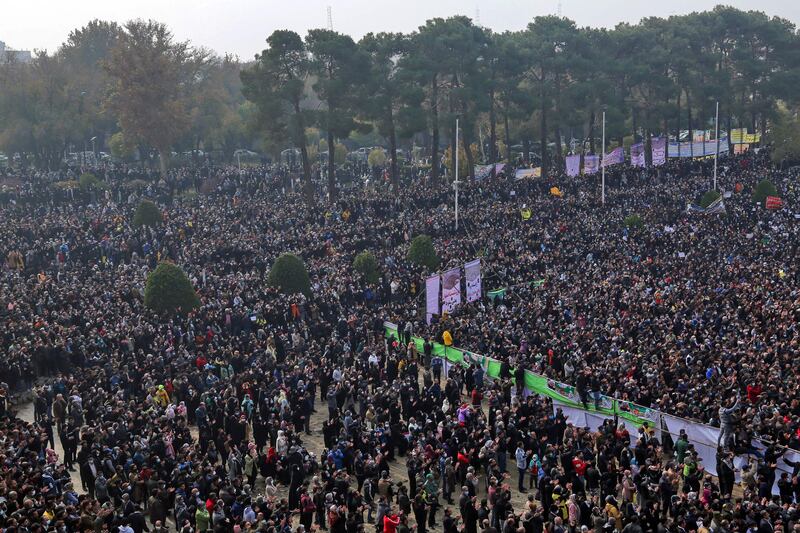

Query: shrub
[[623, 214, 644, 229], [407, 235, 439, 271], [144, 262, 200, 315], [109, 131, 136, 160], [79, 173, 100, 190], [368, 148, 387, 168], [699, 189, 721, 208], [268, 253, 311, 296], [752, 179, 778, 205], [133, 200, 162, 228], [353, 251, 380, 284]]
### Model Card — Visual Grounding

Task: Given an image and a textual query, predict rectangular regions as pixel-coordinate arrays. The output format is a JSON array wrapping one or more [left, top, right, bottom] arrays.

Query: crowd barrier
[[384, 322, 799, 494]]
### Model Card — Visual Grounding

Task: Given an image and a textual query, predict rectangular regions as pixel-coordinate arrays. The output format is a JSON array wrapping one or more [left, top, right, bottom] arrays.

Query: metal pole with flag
[[454, 118, 461, 231], [601, 111, 606, 205], [713, 101, 719, 191]]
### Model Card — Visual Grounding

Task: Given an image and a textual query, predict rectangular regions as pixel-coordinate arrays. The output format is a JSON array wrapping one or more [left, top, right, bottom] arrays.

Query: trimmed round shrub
[[752, 179, 778, 205], [144, 262, 200, 315], [133, 200, 162, 228], [79, 173, 100, 190], [407, 234, 439, 271], [623, 214, 644, 229], [268, 253, 311, 296], [353, 251, 380, 284], [699, 189, 721, 208]]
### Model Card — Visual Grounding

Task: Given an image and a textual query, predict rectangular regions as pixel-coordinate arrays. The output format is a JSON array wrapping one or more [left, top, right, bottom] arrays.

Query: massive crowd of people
[[1, 147, 799, 533]]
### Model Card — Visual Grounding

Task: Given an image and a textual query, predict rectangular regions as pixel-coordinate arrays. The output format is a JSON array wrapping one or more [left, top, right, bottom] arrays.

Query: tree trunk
[[676, 90, 681, 156], [327, 129, 336, 201], [489, 86, 497, 178], [503, 100, 511, 164], [462, 126, 476, 181], [663, 117, 669, 158], [589, 108, 596, 154], [540, 82, 548, 177], [553, 75, 562, 166], [293, 100, 314, 202], [726, 112, 733, 154], [687, 92, 693, 158], [430, 75, 440, 181], [159, 149, 169, 178], [388, 108, 399, 190], [522, 138, 530, 165]]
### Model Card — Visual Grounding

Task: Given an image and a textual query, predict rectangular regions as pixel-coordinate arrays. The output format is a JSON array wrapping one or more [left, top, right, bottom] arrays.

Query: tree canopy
[[2, 8, 800, 182]]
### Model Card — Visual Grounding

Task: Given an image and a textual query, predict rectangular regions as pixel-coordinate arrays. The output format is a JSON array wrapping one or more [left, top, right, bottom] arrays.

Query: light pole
[[90, 136, 97, 164], [454, 118, 461, 231], [713, 101, 719, 191], [601, 110, 606, 205]]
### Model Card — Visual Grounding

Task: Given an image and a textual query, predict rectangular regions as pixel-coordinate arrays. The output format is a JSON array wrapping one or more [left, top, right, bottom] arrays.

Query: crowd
[[1, 146, 799, 533]]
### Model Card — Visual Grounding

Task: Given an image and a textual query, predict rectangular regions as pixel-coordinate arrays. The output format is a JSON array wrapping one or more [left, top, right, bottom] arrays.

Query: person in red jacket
[[747, 384, 762, 403], [383, 509, 401, 533], [471, 388, 482, 408]]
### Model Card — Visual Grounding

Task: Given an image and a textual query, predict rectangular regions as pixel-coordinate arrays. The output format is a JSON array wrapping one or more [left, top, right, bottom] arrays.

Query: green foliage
[[623, 214, 644, 229], [79, 173, 100, 190], [109, 131, 136, 160], [752, 179, 778, 204], [241, 30, 313, 199], [769, 106, 800, 164], [353, 251, 380, 284], [105, 20, 209, 176], [699, 189, 721, 208], [133, 199, 162, 227], [334, 143, 348, 165], [367, 148, 386, 167], [407, 235, 439, 271], [144, 262, 200, 315], [268, 253, 311, 296]]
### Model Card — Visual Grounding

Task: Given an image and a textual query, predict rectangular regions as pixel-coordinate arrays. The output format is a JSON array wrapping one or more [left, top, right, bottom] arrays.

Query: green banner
[[385, 325, 653, 426]]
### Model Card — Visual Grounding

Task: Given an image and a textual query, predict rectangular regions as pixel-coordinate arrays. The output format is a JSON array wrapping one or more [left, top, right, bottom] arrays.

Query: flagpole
[[713, 101, 719, 191], [601, 111, 606, 205], [454, 118, 460, 231]]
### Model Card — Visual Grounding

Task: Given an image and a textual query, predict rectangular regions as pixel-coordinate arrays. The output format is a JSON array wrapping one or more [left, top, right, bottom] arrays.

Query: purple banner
[[630, 143, 645, 167], [441, 267, 462, 313], [584, 155, 599, 175], [651, 137, 666, 166], [464, 259, 481, 303], [602, 147, 624, 168], [565, 154, 581, 177], [425, 275, 440, 324]]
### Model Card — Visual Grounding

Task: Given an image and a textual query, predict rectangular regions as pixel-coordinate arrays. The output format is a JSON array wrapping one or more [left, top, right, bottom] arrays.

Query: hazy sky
[[4, 0, 798, 59]]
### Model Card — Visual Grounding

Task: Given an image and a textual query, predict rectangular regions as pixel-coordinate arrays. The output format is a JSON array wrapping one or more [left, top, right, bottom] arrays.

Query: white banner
[[441, 267, 462, 313], [464, 259, 481, 303], [425, 275, 440, 324]]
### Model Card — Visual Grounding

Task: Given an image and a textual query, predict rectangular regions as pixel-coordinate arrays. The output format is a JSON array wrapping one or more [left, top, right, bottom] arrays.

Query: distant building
[[0, 40, 32, 64]]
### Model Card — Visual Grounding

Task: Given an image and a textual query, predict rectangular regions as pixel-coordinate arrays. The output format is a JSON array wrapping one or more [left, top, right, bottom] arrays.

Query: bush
[[353, 251, 380, 284], [752, 179, 778, 205], [368, 148, 387, 168], [79, 173, 100, 190], [133, 200, 162, 227], [144, 262, 200, 315], [268, 253, 311, 296], [623, 214, 644, 229], [699, 189, 721, 208], [109, 131, 136, 160], [407, 235, 439, 271]]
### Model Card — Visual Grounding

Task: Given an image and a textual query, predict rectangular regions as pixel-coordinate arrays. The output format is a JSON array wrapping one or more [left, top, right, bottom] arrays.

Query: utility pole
[[327, 6, 333, 30]]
